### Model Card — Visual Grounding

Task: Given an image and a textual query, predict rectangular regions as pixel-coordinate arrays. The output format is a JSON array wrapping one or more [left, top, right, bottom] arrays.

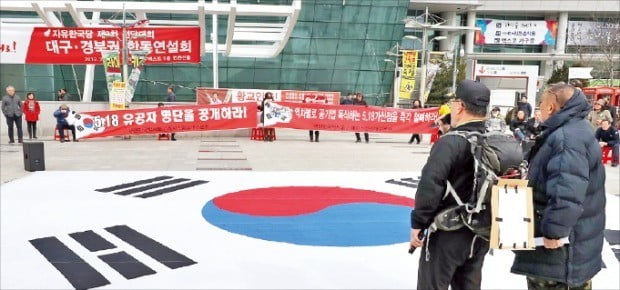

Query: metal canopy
[[0, 0, 302, 58]]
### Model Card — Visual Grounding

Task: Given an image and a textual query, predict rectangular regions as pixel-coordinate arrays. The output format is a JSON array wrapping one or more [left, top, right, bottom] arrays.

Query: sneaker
[[8, 141, 15, 144], [612, 163, 618, 167], [60, 140, 65, 143], [365, 140, 369, 143], [171, 138, 177, 141], [73, 140, 79, 142], [355, 140, 361, 143]]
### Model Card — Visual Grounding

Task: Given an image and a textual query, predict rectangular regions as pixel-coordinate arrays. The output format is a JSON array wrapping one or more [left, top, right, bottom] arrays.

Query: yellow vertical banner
[[109, 81, 127, 110], [399, 50, 418, 100]]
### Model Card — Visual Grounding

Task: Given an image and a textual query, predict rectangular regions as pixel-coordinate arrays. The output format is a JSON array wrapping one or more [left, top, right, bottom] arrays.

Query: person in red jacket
[[22, 92, 41, 139]]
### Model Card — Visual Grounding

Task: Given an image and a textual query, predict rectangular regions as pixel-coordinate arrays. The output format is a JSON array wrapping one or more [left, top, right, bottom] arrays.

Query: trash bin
[[23, 141, 45, 172]]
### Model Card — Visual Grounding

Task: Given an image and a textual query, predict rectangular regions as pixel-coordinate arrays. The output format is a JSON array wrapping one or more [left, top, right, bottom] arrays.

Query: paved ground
[[1, 129, 617, 195]]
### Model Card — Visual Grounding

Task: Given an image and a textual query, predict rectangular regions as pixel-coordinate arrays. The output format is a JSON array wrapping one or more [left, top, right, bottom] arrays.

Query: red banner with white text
[[74, 103, 257, 139], [263, 102, 439, 133], [1, 26, 200, 64], [72, 103, 438, 139]]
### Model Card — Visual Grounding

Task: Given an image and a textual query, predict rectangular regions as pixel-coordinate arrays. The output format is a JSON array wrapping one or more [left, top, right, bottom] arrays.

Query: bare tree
[[567, 16, 620, 86]]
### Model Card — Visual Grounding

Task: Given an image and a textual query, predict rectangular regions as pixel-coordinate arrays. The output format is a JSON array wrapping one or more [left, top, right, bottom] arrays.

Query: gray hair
[[5, 85, 15, 90]]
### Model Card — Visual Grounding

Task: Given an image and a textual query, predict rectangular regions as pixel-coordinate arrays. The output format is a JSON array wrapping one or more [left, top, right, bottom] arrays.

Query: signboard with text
[[475, 20, 557, 45], [196, 88, 340, 105], [399, 50, 418, 100], [0, 26, 200, 64]]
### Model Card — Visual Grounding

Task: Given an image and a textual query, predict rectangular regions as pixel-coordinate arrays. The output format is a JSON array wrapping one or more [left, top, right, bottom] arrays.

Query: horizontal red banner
[[24, 27, 200, 64], [74, 103, 257, 139], [263, 102, 439, 134], [73, 103, 438, 139]]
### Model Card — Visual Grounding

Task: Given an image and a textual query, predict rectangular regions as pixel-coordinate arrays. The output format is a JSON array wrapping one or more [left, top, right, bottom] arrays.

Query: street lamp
[[384, 58, 398, 107], [418, 35, 447, 105]]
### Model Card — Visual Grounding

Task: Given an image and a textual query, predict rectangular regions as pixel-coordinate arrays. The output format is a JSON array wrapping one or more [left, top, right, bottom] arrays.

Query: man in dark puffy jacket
[[511, 83, 606, 289], [410, 80, 491, 289]]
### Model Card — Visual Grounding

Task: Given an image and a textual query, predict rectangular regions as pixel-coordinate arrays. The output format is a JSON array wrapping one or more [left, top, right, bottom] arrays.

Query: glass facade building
[[0, 0, 409, 105]]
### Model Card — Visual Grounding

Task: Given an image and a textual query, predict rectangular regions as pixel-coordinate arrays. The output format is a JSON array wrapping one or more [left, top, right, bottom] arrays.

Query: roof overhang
[[0, 0, 302, 58]]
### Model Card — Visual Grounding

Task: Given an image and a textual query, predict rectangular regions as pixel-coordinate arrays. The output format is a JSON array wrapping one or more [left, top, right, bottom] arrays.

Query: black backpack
[[430, 131, 525, 240]]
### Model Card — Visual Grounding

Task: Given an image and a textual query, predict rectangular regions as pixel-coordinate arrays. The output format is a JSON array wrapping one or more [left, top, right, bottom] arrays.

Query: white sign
[[568, 67, 594, 80], [474, 64, 539, 114], [229, 89, 282, 104], [0, 24, 41, 64], [567, 21, 620, 46]]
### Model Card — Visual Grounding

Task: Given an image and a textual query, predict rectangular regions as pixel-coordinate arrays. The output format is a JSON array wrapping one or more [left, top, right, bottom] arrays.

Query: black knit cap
[[455, 80, 490, 107]]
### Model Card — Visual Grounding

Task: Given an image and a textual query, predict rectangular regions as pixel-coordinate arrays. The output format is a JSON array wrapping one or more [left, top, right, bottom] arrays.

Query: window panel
[[312, 22, 341, 38], [172, 66, 201, 82], [255, 55, 282, 68], [314, 4, 343, 22], [331, 70, 359, 85], [280, 69, 308, 84], [340, 24, 368, 39], [25, 65, 54, 77], [281, 54, 309, 69], [292, 21, 313, 38], [334, 56, 362, 70], [228, 68, 254, 83], [144, 66, 173, 81], [283, 38, 311, 54], [310, 39, 339, 55], [227, 57, 256, 68], [362, 40, 393, 56], [254, 69, 281, 83], [308, 54, 336, 69], [366, 24, 395, 40], [368, 6, 398, 24], [342, 6, 370, 23], [307, 69, 334, 84], [357, 71, 382, 85], [337, 39, 365, 55]]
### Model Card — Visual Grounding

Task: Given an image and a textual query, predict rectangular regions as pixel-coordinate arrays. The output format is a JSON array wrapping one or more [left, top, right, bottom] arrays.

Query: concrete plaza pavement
[[1, 129, 618, 196]]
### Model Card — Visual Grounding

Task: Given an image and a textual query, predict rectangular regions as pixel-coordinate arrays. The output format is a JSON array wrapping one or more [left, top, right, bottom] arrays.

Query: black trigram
[[385, 177, 421, 189], [30, 225, 196, 289], [95, 176, 208, 198]]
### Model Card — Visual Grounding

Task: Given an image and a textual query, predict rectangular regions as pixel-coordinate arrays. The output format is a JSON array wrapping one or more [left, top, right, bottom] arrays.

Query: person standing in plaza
[[2, 85, 24, 144], [511, 83, 606, 289], [517, 95, 533, 118], [22, 92, 41, 139], [167, 86, 176, 102], [486, 106, 506, 133], [409, 99, 423, 144], [410, 80, 492, 289], [353, 93, 369, 143]]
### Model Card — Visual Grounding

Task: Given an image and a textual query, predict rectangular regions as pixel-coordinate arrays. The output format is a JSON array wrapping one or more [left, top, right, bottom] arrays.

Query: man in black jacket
[[410, 80, 491, 289]]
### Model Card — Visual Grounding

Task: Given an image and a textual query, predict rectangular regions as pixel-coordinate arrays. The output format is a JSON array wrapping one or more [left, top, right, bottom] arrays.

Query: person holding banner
[[408, 100, 423, 144], [259, 92, 276, 142], [53, 104, 77, 143], [157, 102, 176, 141], [353, 93, 369, 143]]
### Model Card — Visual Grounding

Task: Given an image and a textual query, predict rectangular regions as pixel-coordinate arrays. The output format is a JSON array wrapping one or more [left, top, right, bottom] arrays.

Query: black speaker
[[23, 141, 45, 172]]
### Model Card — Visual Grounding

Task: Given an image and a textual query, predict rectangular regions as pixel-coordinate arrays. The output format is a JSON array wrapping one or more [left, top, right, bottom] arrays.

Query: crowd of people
[[410, 80, 608, 290]]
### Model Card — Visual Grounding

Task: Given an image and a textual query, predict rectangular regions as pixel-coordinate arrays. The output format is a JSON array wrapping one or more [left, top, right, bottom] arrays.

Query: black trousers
[[27, 121, 37, 138], [417, 228, 489, 290], [5, 115, 23, 142], [309, 130, 319, 141], [409, 134, 421, 143], [57, 124, 76, 141], [355, 132, 369, 142]]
